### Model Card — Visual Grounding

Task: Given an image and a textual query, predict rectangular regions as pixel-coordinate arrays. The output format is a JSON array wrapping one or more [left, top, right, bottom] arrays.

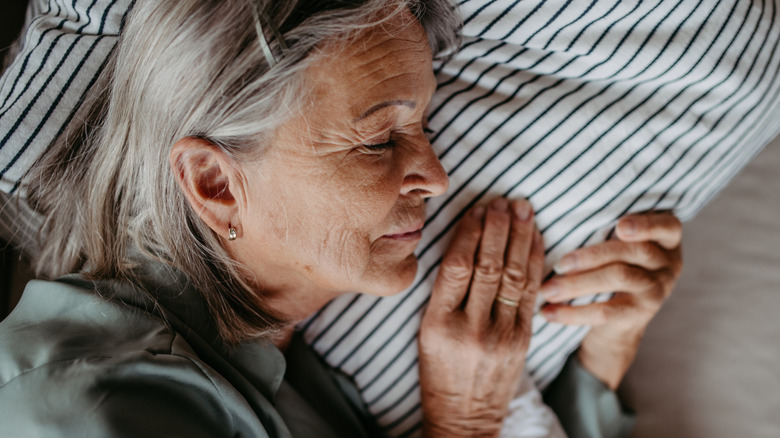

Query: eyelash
[[361, 140, 396, 152], [359, 127, 436, 153]]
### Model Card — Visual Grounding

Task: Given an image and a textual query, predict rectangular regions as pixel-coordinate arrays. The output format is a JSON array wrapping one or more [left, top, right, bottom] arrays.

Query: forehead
[[303, 11, 435, 122]]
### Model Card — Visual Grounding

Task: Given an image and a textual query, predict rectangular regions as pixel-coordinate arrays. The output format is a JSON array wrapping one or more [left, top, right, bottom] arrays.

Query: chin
[[364, 254, 419, 297]]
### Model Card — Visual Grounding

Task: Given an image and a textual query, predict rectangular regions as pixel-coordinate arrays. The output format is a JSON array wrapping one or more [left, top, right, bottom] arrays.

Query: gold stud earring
[[228, 227, 237, 241]]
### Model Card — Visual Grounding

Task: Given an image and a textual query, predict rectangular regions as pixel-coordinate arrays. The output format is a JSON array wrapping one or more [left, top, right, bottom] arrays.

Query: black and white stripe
[[1, 1, 778, 436], [0, 0, 134, 194]]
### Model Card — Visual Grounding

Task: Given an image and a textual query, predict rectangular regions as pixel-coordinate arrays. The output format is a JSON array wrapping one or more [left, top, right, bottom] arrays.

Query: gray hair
[[25, 0, 460, 344]]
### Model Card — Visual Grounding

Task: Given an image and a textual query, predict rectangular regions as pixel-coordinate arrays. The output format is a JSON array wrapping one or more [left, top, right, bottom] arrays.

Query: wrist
[[421, 398, 504, 438], [423, 419, 502, 438], [578, 328, 644, 390]]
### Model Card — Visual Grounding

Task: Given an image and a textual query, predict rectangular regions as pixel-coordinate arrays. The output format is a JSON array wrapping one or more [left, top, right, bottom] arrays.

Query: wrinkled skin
[[222, 11, 447, 321], [419, 198, 544, 437], [541, 212, 684, 389], [419, 205, 683, 435], [173, 5, 684, 432]]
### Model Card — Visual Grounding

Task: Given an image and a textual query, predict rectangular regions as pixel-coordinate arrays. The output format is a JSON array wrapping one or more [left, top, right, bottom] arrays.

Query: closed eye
[[360, 140, 396, 153]]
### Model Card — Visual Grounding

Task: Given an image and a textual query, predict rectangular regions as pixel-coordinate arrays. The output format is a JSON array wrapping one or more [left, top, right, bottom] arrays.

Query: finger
[[465, 198, 512, 320], [554, 240, 669, 274], [541, 263, 664, 303], [493, 199, 536, 323], [540, 299, 633, 326], [430, 205, 484, 313], [516, 228, 544, 332], [526, 228, 545, 293], [615, 213, 682, 250]]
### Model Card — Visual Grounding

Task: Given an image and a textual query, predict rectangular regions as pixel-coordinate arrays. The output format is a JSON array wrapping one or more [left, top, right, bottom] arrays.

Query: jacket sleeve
[[0, 352, 273, 438], [543, 353, 636, 438]]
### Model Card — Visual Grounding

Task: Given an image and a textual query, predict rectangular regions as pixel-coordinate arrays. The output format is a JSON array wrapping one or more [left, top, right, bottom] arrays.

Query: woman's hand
[[540, 212, 683, 389], [419, 198, 544, 438]]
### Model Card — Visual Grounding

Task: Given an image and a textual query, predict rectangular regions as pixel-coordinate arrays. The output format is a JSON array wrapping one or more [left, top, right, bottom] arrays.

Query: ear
[[170, 137, 243, 239]]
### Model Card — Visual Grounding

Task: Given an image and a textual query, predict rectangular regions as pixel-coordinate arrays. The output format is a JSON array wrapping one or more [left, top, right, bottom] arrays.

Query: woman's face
[[231, 12, 448, 316]]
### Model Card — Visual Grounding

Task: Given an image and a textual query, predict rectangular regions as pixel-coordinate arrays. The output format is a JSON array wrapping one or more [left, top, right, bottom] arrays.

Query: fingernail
[[491, 198, 508, 212], [472, 206, 485, 219], [554, 254, 576, 274], [514, 199, 532, 221], [619, 217, 636, 235]]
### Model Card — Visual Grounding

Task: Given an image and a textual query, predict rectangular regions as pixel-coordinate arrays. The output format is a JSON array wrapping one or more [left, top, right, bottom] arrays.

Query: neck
[[260, 286, 341, 353], [261, 284, 341, 323], [271, 325, 296, 352]]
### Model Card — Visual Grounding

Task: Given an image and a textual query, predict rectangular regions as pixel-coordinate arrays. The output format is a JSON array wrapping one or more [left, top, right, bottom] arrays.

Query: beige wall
[[622, 135, 780, 438]]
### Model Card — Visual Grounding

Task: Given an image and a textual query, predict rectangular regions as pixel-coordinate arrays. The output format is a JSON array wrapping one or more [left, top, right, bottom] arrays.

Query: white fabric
[[2, 1, 779, 437], [501, 371, 568, 438], [0, 0, 132, 193]]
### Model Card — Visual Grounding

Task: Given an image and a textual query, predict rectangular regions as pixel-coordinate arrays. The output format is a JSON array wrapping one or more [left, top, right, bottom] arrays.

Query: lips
[[383, 223, 424, 240]]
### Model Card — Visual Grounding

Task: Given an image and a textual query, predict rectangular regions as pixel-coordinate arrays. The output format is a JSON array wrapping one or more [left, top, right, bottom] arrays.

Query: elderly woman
[[0, 0, 684, 436]]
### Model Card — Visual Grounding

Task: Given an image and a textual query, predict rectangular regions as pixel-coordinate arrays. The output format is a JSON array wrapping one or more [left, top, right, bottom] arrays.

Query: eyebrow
[[354, 100, 417, 122]]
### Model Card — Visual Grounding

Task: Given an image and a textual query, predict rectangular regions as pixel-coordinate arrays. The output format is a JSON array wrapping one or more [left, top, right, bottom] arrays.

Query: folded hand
[[541, 212, 683, 389], [419, 198, 544, 437]]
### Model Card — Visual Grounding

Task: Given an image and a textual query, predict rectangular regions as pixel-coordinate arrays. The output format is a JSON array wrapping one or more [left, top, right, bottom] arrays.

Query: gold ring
[[495, 295, 520, 308]]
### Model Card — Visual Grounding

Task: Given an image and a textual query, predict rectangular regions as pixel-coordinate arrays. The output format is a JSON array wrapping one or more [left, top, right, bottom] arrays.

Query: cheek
[[242, 151, 408, 292], [258, 184, 377, 284], [323, 162, 402, 229], [304, 169, 406, 286], [316, 225, 373, 280]]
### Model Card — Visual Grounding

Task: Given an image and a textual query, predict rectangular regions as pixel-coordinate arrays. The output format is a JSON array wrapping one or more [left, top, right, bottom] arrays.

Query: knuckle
[[501, 266, 528, 290], [466, 226, 483, 241], [441, 254, 474, 282], [615, 264, 650, 288], [475, 261, 503, 281], [634, 242, 662, 264], [650, 277, 666, 297], [634, 242, 653, 259]]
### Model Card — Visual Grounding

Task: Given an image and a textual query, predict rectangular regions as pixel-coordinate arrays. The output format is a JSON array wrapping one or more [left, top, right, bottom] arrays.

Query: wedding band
[[495, 295, 520, 308]]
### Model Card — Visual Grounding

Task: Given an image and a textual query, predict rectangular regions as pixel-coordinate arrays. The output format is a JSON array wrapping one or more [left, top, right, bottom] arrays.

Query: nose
[[400, 138, 449, 199]]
